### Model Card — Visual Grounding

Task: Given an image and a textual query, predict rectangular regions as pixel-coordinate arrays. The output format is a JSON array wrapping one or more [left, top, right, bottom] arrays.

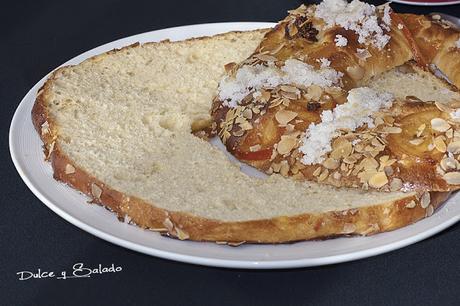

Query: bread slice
[[32, 30, 449, 243], [366, 63, 460, 103]]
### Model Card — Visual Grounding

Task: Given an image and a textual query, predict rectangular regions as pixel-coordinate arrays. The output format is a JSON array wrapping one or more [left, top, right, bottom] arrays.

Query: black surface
[[2, 1, 460, 305]]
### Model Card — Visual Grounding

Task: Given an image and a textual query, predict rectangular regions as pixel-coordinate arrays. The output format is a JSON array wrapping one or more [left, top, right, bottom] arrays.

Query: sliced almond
[[280, 85, 300, 93], [277, 136, 297, 155], [431, 118, 450, 132], [275, 109, 298, 126], [440, 157, 457, 171], [65, 164, 76, 174], [41, 121, 50, 136], [255, 53, 277, 63], [360, 157, 379, 170], [382, 126, 402, 134], [91, 183, 102, 199], [416, 124, 426, 137], [331, 137, 352, 159], [409, 138, 424, 146], [318, 168, 329, 182], [346, 65, 365, 81], [175, 227, 190, 240], [368, 171, 388, 188], [322, 158, 339, 170], [420, 192, 431, 209], [443, 172, 460, 184], [426, 205, 434, 217], [307, 85, 323, 101], [163, 218, 174, 232], [249, 144, 261, 152], [242, 108, 253, 120], [435, 101, 453, 113], [434, 136, 447, 152], [342, 223, 356, 234], [313, 166, 322, 177], [447, 141, 460, 154], [405, 200, 416, 209], [239, 121, 253, 131], [389, 178, 403, 191], [279, 161, 290, 177]]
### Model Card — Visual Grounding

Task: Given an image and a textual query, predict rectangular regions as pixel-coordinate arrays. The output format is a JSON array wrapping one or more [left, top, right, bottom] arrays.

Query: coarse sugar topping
[[315, 0, 391, 50], [299, 87, 394, 165], [218, 59, 343, 108]]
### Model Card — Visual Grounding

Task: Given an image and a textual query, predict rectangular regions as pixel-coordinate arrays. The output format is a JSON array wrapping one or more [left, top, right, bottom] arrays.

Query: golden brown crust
[[212, 8, 460, 194], [31, 30, 451, 243], [401, 14, 460, 89]]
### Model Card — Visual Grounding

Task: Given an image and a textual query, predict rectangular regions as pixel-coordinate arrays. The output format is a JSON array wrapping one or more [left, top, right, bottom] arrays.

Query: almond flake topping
[[299, 87, 393, 165]]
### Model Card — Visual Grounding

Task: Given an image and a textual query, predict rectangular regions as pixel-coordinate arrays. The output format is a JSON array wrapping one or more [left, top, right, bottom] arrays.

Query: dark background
[[2, 0, 460, 305]]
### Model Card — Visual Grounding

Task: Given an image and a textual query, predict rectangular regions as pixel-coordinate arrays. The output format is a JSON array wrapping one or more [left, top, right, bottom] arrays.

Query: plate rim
[[9, 22, 460, 269]]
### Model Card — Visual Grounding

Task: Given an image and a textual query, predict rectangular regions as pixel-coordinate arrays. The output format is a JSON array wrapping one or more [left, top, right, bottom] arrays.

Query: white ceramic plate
[[392, 0, 460, 6], [9, 22, 460, 269]]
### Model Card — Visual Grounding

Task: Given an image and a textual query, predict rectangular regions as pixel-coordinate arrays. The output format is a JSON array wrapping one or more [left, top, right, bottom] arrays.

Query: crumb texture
[[43, 30, 413, 222]]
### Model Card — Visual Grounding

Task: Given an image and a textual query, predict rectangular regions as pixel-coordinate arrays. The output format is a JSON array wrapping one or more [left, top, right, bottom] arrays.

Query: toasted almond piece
[[307, 85, 323, 101], [318, 168, 329, 182], [233, 129, 245, 137], [242, 108, 253, 120], [331, 137, 352, 159], [343, 155, 357, 164], [332, 171, 342, 180], [163, 218, 174, 232], [280, 85, 299, 93], [405, 200, 416, 208], [249, 144, 261, 152], [45, 141, 55, 160], [346, 65, 365, 81], [440, 157, 457, 171], [239, 121, 253, 131], [409, 138, 424, 146], [255, 53, 277, 62], [443, 171, 460, 184], [360, 157, 379, 170], [260, 90, 271, 102], [374, 117, 384, 126], [342, 223, 356, 234], [227, 241, 246, 247], [389, 178, 403, 191], [368, 171, 388, 188], [416, 124, 426, 137], [431, 118, 450, 132], [382, 126, 402, 134], [91, 183, 102, 199], [420, 192, 431, 209], [281, 91, 299, 100], [41, 121, 50, 136], [272, 162, 282, 173], [426, 205, 434, 217], [313, 166, 322, 176], [322, 158, 339, 170], [447, 141, 460, 154], [277, 136, 297, 155], [434, 136, 447, 152], [65, 164, 76, 174], [279, 161, 290, 177], [175, 227, 190, 240], [435, 101, 453, 113], [275, 109, 298, 126]]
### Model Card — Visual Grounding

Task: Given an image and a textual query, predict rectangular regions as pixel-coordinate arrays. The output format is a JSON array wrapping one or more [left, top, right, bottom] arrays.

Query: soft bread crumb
[[45, 30, 418, 222]]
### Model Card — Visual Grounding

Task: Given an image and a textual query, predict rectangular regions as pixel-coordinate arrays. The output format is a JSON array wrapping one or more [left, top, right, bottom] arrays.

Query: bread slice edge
[[31, 32, 450, 244]]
